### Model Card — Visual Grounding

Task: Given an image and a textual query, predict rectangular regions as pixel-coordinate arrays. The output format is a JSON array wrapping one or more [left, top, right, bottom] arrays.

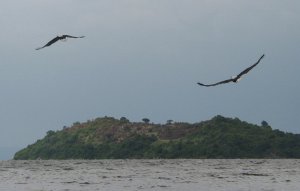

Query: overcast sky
[[1, 0, 299, 160]]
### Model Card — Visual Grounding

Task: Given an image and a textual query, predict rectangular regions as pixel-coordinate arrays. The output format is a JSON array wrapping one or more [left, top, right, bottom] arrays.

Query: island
[[14, 115, 300, 159]]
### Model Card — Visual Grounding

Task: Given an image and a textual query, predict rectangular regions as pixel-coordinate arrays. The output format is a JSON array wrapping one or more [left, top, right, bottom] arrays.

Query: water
[[0, 159, 299, 191]]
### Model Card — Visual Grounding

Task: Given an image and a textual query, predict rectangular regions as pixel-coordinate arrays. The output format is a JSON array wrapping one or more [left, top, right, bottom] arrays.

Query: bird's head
[[231, 76, 241, 83]]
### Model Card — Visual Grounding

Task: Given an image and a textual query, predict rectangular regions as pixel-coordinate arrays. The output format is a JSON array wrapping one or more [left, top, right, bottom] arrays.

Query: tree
[[142, 118, 150, 124], [73, 121, 81, 126], [261, 120, 270, 128], [46, 130, 55, 136], [120, 117, 130, 123]]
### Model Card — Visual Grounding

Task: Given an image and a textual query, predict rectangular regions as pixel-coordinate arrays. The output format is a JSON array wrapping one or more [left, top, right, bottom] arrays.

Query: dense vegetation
[[14, 115, 300, 159]]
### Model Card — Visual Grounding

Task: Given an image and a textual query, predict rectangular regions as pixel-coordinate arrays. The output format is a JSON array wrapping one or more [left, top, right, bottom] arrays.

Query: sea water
[[0, 159, 299, 191]]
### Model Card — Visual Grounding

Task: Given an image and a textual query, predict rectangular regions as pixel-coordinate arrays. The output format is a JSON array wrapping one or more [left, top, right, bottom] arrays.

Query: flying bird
[[36, 35, 85, 50], [197, 54, 265, 87]]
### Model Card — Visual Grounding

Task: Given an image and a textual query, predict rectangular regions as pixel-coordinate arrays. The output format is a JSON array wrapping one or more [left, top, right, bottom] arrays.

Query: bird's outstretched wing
[[197, 79, 234, 87], [63, 35, 85, 38], [236, 54, 265, 79], [35, 36, 61, 50], [197, 54, 265, 87]]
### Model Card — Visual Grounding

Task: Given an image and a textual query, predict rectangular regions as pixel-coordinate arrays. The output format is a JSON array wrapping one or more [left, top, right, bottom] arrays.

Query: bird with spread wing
[[36, 35, 85, 50], [197, 54, 265, 87]]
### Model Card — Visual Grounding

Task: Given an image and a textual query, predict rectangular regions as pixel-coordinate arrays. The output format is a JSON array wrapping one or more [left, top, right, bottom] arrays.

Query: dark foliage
[[14, 116, 300, 159]]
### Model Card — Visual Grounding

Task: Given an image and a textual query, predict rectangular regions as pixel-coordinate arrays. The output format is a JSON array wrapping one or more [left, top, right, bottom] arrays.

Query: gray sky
[[1, 0, 300, 160]]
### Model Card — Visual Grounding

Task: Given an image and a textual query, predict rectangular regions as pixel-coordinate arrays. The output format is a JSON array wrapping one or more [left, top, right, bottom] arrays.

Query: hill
[[14, 115, 300, 159]]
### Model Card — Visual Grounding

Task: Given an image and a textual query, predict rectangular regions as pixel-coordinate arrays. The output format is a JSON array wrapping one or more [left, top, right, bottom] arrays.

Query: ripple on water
[[0, 159, 299, 191]]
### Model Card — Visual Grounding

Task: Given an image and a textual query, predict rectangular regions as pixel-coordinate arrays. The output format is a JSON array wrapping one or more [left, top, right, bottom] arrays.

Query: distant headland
[[14, 115, 300, 159]]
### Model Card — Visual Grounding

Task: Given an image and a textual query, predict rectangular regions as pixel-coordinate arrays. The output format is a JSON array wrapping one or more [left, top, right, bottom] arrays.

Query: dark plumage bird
[[36, 35, 85, 50], [197, 54, 265, 87]]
